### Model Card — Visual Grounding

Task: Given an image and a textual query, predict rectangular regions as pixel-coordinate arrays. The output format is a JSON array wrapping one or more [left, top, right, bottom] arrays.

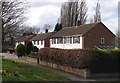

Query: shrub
[[32, 46, 39, 52], [39, 48, 120, 73], [16, 44, 25, 57], [39, 48, 93, 69], [25, 41, 33, 55]]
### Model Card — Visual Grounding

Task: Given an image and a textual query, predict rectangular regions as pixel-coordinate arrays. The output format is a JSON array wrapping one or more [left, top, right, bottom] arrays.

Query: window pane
[[37, 41, 39, 45], [53, 38, 56, 44], [101, 38, 105, 44], [70, 37, 72, 44], [41, 40, 43, 45], [34, 41, 36, 45], [57, 37, 63, 44], [73, 36, 80, 44], [64, 37, 66, 44]]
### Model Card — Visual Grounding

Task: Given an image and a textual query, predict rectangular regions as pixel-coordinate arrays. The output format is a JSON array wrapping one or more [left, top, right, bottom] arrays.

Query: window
[[64, 37, 66, 44], [34, 41, 36, 45], [73, 36, 80, 44], [41, 40, 43, 45], [37, 41, 39, 45], [101, 38, 105, 44], [70, 37, 72, 44], [66, 37, 70, 44], [52, 38, 56, 44], [64, 37, 72, 44], [57, 37, 63, 44]]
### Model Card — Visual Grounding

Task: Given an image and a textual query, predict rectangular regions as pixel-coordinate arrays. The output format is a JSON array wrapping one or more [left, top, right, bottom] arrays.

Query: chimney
[[45, 28, 48, 33]]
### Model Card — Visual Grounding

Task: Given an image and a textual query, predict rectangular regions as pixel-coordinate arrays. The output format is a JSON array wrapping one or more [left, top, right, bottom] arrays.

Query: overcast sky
[[25, 0, 119, 34]]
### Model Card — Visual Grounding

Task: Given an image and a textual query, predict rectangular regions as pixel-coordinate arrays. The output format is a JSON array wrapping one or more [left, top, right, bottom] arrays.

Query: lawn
[[2, 58, 69, 81]]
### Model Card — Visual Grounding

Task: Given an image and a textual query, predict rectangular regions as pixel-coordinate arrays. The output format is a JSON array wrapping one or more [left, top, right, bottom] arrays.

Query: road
[[2, 53, 18, 59]]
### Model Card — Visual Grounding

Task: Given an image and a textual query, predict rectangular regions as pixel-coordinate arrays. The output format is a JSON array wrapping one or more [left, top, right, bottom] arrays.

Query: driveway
[[2, 53, 18, 59]]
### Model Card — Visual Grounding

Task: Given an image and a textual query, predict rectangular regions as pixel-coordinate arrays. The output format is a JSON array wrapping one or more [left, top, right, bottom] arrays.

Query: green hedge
[[16, 44, 26, 57], [89, 49, 119, 73], [39, 48, 120, 73]]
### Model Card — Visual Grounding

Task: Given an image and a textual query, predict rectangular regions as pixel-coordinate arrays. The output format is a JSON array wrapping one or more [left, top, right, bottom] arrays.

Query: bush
[[25, 41, 33, 55], [39, 48, 93, 69], [39, 48, 120, 73], [16, 44, 25, 57], [32, 46, 39, 52]]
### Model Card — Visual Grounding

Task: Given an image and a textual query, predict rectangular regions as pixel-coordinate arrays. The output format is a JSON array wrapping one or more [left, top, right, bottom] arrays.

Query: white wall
[[50, 37, 83, 49], [32, 40, 44, 49]]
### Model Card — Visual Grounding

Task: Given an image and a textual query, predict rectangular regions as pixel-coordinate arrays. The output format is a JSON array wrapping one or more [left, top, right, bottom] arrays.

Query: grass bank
[[2, 59, 69, 81]]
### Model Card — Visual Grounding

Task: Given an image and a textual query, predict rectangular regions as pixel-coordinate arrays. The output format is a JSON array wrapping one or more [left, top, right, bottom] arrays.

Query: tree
[[1, 0, 28, 46], [94, 0, 101, 22], [54, 23, 63, 31], [78, 0, 88, 25], [60, 0, 88, 27], [25, 41, 33, 55], [32, 46, 39, 52], [61, 0, 79, 27], [16, 44, 26, 57], [21, 26, 41, 35]]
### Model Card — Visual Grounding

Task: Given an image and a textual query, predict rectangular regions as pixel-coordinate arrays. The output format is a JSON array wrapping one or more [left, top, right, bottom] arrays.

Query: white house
[[29, 31, 55, 49], [50, 34, 83, 49], [50, 22, 115, 49]]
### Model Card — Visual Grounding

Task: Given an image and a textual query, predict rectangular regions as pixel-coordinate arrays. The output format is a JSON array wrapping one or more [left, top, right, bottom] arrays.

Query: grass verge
[[2, 59, 69, 81]]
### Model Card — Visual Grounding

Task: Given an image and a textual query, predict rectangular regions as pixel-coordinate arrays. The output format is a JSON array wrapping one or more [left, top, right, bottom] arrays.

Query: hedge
[[39, 48, 120, 73]]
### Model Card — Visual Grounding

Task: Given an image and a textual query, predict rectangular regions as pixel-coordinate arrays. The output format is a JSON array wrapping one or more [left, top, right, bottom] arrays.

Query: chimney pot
[[45, 29, 48, 33]]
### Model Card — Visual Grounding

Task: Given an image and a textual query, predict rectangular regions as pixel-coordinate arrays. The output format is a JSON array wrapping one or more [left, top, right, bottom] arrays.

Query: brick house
[[50, 22, 116, 49]]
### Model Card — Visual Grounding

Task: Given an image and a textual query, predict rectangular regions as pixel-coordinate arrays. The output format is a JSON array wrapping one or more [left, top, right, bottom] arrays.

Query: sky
[[25, 0, 119, 35]]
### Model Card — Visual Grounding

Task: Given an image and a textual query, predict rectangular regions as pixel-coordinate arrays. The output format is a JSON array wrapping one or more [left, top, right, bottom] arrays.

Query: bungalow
[[15, 35, 35, 48], [29, 29, 55, 49], [50, 22, 116, 49]]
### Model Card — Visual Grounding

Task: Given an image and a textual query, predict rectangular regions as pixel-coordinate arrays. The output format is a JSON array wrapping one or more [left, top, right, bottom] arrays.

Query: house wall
[[32, 40, 44, 49], [44, 38, 50, 47], [83, 23, 115, 48], [50, 36, 83, 49]]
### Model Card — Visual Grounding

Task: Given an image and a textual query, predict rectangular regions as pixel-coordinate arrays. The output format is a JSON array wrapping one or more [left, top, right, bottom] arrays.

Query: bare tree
[[94, 0, 101, 22], [78, 0, 88, 25], [21, 26, 41, 35], [1, 0, 29, 45], [60, 0, 87, 27], [90, 18, 94, 23], [61, 2, 70, 27]]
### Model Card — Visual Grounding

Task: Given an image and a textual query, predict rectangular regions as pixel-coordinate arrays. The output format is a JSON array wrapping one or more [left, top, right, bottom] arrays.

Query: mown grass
[[2, 59, 69, 81]]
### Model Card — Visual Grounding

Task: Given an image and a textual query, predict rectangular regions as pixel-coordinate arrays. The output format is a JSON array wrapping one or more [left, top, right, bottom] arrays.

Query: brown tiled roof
[[51, 22, 100, 37], [16, 35, 35, 42], [29, 32, 55, 41]]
